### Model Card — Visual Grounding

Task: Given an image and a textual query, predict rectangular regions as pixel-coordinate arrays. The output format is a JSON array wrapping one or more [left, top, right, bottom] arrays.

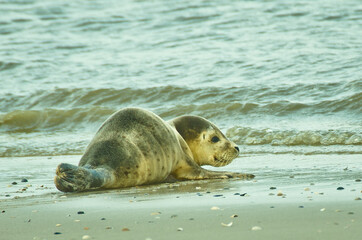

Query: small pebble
[[299, 206, 304, 208], [320, 208, 326, 212], [21, 179, 28, 183], [12, 182, 18, 185], [84, 227, 89, 230], [106, 226, 113, 230], [56, 224, 61, 227], [211, 206, 220, 210], [1, 210, 5, 213], [355, 179, 361, 182], [177, 228, 183, 231], [269, 187, 277, 190], [234, 193, 240, 195], [304, 188, 310, 191], [240, 193, 247, 196], [213, 194, 223, 197], [82, 235, 91, 240], [122, 228, 130, 231], [355, 197, 361, 201], [78, 211, 85, 214], [231, 214, 238, 218], [337, 187, 344, 191], [101, 218, 106, 220], [277, 192, 283, 196], [54, 232, 62, 235]]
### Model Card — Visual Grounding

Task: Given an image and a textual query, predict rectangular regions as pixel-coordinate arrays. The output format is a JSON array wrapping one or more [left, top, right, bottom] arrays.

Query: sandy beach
[[1, 154, 361, 240]]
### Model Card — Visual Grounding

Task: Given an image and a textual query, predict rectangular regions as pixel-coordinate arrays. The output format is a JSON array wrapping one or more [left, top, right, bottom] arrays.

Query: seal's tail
[[54, 163, 112, 192]]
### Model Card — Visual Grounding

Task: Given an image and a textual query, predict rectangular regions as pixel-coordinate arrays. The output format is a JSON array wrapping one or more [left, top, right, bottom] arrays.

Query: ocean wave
[[1, 80, 361, 112], [0, 82, 361, 133], [0, 107, 113, 133], [227, 126, 362, 146]]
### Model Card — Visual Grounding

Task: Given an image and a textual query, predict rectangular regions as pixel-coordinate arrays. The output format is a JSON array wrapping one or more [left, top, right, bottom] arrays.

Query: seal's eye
[[211, 136, 220, 143]]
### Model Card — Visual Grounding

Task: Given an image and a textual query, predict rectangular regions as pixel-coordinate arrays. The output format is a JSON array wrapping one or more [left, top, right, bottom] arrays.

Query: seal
[[54, 108, 254, 192]]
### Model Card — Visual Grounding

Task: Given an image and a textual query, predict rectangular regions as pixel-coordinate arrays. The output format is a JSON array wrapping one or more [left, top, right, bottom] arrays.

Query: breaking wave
[[227, 126, 362, 146]]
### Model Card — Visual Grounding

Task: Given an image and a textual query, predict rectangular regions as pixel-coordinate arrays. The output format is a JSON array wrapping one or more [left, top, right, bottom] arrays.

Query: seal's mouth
[[213, 156, 231, 167], [212, 149, 239, 167]]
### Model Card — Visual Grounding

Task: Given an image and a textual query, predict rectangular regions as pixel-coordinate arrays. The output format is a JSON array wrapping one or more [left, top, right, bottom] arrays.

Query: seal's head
[[171, 116, 240, 167]]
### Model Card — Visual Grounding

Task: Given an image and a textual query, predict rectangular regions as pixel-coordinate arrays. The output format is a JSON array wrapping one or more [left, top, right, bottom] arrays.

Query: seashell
[[251, 226, 262, 231], [210, 206, 220, 210], [221, 222, 233, 227]]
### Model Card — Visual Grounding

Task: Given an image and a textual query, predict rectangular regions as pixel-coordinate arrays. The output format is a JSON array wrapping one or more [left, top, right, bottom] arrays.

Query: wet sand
[[1, 154, 361, 240]]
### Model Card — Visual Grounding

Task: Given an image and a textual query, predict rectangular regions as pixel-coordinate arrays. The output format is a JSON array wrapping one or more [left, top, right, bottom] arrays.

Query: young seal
[[54, 108, 254, 192]]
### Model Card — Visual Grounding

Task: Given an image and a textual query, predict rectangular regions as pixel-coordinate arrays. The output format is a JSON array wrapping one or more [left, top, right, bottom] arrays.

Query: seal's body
[[55, 108, 254, 192]]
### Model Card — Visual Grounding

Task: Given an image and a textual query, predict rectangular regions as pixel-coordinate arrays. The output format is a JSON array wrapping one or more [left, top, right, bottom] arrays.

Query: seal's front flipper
[[202, 169, 255, 180], [54, 163, 113, 192], [173, 165, 254, 181], [172, 155, 255, 181]]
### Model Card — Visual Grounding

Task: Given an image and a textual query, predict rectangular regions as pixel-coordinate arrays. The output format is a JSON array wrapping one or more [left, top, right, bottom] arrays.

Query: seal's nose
[[235, 146, 240, 152]]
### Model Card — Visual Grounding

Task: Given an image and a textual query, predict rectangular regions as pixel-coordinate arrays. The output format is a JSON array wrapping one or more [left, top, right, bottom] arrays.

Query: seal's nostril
[[235, 146, 240, 152]]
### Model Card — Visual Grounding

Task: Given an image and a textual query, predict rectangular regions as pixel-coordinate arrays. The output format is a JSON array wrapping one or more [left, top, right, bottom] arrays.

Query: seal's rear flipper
[[54, 163, 113, 192]]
